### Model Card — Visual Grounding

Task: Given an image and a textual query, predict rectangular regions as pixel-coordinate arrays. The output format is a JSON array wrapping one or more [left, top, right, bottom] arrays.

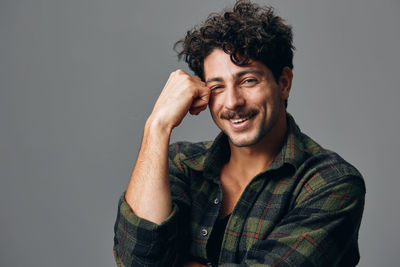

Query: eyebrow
[[205, 69, 265, 85]]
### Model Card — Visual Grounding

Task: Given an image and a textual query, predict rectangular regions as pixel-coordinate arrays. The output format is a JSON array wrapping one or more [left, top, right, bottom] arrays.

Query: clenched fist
[[148, 69, 210, 131]]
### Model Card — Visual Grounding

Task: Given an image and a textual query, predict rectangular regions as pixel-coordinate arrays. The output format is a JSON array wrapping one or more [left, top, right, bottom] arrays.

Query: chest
[[219, 172, 248, 218], [188, 170, 296, 262]]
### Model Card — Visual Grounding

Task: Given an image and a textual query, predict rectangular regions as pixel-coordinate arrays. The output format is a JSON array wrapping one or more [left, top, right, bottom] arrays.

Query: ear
[[278, 67, 293, 100]]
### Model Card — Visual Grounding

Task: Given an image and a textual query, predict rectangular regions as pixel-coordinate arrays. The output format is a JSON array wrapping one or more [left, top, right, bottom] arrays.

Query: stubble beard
[[220, 102, 282, 148]]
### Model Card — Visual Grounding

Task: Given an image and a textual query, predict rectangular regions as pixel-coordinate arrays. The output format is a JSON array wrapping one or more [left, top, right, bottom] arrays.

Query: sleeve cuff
[[114, 192, 181, 258]]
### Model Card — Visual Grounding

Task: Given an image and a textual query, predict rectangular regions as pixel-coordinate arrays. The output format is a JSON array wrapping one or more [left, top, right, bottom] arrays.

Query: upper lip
[[221, 109, 258, 121]]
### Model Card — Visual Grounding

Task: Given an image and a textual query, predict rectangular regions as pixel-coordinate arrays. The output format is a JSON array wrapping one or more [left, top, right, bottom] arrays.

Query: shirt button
[[207, 262, 214, 267], [213, 198, 220, 205], [200, 228, 208, 236]]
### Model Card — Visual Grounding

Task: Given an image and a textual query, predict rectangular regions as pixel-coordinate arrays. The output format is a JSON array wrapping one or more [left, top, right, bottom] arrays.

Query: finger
[[189, 103, 207, 115], [192, 94, 209, 107], [190, 94, 209, 113], [195, 85, 211, 103]]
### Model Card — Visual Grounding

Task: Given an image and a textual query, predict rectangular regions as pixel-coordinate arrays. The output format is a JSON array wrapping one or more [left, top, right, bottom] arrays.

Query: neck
[[226, 110, 287, 180]]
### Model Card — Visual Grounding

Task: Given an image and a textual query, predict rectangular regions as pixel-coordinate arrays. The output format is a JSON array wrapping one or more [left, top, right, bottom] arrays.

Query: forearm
[[125, 117, 173, 224], [124, 70, 209, 225]]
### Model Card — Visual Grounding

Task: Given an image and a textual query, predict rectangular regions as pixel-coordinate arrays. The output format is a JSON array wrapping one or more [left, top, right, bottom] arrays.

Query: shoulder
[[168, 140, 214, 174], [300, 132, 364, 188], [294, 134, 365, 205], [168, 141, 213, 160], [304, 150, 363, 187], [168, 140, 213, 165]]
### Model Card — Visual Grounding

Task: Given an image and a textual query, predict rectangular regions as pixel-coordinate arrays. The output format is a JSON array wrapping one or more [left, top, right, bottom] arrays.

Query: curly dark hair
[[174, 0, 295, 84]]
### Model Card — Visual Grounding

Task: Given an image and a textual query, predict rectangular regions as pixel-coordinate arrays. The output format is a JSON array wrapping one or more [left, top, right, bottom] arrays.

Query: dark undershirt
[[207, 214, 231, 264]]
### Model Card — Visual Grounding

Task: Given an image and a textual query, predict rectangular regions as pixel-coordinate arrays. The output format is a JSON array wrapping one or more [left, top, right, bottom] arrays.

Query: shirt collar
[[182, 113, 307, 178], [266, 113, 306, 172]]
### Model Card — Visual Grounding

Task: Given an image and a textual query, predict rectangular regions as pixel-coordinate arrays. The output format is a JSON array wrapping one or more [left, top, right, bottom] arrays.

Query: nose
[[225, 85, 245, 110]]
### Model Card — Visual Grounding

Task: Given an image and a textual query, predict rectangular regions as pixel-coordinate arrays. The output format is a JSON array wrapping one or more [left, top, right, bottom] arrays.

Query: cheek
[[208, 100, 218, 119], [262, 87, 281, 105], [208, 94, 222, 112], [245, 90, 270, 107]]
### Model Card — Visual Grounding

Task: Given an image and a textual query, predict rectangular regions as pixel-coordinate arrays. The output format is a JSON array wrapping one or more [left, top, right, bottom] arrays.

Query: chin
[[226, 132, 264, 148]]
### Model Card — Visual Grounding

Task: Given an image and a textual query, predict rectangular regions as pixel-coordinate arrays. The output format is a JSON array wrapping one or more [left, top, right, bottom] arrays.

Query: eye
[[243, 78, 257, 84], [240, 78, 258, 88], [210, 85, 223, 91]]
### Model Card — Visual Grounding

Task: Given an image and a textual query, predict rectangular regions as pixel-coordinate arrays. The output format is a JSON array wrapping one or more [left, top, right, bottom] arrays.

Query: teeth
[[230, 117, 248, 123]]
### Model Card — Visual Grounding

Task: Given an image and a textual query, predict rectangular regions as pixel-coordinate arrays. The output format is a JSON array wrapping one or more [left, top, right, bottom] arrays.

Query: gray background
[[1, 0, 399, 266]]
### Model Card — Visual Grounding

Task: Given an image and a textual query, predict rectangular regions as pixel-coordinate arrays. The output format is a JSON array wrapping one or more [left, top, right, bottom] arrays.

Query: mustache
[[220, 108, 259, 120]]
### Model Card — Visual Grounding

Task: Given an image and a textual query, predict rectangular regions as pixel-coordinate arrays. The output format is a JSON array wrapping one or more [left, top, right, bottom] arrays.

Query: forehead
[[203, 48, 271, 82]]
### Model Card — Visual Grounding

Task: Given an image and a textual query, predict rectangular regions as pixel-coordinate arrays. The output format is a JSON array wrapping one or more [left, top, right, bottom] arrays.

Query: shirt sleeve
[[221, 174, 365, 267], [113, 193, 183, 266], [113, 144, 193, 267]]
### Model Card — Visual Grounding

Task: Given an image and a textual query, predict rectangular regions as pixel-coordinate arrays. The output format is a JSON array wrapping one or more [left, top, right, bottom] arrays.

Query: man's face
[[204, 48, 290, 147]]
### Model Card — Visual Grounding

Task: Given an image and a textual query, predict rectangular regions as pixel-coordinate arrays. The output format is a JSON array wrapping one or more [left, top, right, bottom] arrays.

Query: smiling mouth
[[229, 112, 257, 124], [229, 114, 255, 124]]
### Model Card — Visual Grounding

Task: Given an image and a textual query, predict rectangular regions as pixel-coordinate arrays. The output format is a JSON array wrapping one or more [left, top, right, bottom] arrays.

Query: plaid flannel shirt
[[113, 114, 365, 267]]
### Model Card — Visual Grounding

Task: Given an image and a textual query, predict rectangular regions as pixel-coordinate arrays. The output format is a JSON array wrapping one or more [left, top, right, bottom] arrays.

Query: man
[[113, 1, 365, 266]]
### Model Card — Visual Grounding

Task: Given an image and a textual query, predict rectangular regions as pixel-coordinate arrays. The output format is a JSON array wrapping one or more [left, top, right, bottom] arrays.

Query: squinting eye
[[211, 86, 223, 91]]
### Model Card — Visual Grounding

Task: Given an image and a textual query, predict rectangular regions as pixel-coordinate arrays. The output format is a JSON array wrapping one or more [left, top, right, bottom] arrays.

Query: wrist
[[144, 115, 173, 139]]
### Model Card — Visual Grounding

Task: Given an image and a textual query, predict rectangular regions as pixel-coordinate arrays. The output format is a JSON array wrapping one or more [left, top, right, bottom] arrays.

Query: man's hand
[[148, 69, 210, 131]]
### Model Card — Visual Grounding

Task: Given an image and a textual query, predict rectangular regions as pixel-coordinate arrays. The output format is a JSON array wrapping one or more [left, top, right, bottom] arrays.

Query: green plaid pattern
[[113, 114, 365, 267]]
